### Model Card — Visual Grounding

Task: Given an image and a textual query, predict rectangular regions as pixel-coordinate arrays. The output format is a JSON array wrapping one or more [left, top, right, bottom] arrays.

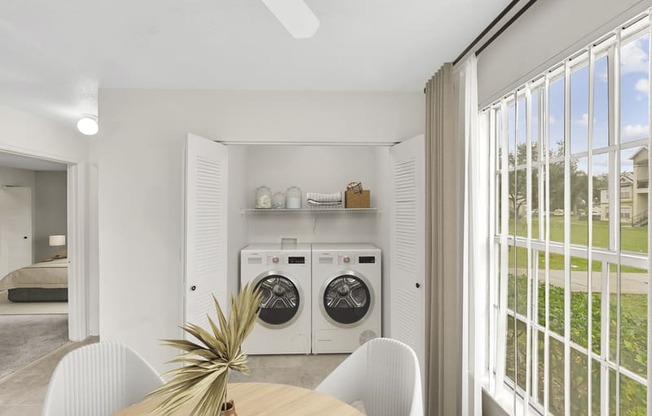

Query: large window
[[488, 14, 650, 416]]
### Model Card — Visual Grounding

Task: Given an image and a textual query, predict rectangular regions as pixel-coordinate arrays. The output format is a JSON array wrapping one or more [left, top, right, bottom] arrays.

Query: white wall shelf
[[241, 208, 379, 215]]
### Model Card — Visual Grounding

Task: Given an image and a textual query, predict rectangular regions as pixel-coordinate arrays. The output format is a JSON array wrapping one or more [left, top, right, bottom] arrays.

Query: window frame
[[485, 11, 652, 416]]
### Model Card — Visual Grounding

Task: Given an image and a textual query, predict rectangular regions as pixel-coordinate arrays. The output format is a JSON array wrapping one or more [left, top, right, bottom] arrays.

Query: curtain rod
[[474, 0, 539, 57], [452, 0, 521, 65], [217, 141, 399, 147], [452, 0, 539, 66]]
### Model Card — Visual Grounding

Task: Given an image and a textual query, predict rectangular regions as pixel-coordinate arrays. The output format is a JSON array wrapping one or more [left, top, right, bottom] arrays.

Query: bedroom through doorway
[[0, 151, 70, 381]]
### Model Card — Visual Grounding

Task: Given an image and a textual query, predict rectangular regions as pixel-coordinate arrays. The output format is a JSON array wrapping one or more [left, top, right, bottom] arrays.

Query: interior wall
[[0, 166, 36, 188], [0, 105, 87, 162], [94, 89, 424, 372], [34, 171, 67, 261], [477, 0, 652, 106], [243, 145, 382, 243]]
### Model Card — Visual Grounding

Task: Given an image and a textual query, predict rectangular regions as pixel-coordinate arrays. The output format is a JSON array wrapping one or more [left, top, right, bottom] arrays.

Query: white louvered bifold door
[[184, 133, 228, 336], [389, 134, 426, 382]]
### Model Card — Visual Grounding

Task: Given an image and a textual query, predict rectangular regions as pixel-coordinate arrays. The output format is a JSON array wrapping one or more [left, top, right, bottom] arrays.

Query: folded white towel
[[307, 199, 343, 206], [306, 192, 342, 203]]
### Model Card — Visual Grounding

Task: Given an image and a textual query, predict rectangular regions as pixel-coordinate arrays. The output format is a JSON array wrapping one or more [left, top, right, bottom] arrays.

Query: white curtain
[[458, 55, 489, 416]]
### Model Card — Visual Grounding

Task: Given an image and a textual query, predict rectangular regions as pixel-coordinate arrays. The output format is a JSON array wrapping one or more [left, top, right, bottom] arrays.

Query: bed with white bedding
[[0, 258, 68, 302]]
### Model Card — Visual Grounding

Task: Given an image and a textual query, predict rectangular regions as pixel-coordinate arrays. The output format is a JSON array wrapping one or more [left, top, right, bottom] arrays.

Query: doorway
[[0, 152, 74, 379], [0, 146, 90, 350]]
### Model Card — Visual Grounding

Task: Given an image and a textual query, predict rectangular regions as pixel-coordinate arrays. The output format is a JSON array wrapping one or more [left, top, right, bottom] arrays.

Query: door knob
[[415, 283, 421, 289], [190, 285, 197, 291]]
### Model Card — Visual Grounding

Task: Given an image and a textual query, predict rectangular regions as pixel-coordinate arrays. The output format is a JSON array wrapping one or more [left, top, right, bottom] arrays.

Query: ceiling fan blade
[[259, 0, 320, 39]]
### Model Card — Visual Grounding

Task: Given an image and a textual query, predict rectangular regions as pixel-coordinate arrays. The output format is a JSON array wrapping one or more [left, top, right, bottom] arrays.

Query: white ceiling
[[0, 0, 510, 126]]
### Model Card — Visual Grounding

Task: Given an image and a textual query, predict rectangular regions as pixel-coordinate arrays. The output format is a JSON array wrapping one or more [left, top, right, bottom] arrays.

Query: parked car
[[552, 209, 564, 217]]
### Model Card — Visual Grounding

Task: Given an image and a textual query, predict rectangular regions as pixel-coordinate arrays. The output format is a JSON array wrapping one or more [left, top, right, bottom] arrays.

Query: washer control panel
[[245, 253, 307, 266]]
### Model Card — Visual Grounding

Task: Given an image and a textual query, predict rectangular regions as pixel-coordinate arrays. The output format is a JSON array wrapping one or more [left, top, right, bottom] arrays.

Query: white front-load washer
[[240, 243, 311, 355], [312, 243, 381, 354]]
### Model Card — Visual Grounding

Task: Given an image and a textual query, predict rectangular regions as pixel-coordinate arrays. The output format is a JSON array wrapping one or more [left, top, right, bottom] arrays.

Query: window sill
[[482, 386, 543, 416]]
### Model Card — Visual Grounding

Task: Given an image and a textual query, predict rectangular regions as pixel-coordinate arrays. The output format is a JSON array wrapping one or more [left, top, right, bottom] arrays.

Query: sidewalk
[[545, 270, 649, 294]]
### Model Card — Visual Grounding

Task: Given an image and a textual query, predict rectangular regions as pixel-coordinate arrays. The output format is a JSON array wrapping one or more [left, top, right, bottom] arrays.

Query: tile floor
[[0, 336, 98, 416], [230, 353, 348, 389], [0, 338, 350, 416]]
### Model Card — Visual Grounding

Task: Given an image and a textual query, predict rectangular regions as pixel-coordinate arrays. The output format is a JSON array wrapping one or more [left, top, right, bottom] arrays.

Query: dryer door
[[254, 272, 301, 327], [321, 271, 373, 326]]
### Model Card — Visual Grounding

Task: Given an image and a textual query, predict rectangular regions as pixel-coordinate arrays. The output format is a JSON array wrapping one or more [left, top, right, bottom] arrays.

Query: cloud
[[622, 124, 649, 140], [635, 78, 649, 94], [577, 113, 589, 126], [621, 38, 649, 74]]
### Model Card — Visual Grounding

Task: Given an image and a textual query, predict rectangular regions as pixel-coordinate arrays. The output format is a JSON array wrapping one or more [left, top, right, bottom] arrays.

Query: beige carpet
[[0, 291, 68, 315], [0, 314, 70, 381]]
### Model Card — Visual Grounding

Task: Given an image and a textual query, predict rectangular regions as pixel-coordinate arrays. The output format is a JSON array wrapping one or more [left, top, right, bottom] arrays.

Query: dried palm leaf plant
[[149, 282, 261, 416]]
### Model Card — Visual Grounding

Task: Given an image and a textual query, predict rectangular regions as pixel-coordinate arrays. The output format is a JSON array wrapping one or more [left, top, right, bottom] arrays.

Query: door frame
[[0, 144, 91, 341]]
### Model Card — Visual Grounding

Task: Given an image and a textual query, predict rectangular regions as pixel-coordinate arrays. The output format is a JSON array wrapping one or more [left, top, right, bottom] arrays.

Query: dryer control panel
[[314, 252, 378, 266], [245, 253, 307, 266]]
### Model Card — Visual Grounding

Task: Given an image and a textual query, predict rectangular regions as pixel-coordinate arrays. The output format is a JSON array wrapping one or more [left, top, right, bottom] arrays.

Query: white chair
[[41, 342, 164, 416], [316, 337, 424, 416]]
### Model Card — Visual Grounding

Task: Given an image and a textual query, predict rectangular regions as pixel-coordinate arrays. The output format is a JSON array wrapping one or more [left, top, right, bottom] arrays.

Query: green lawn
[[506, 276, 648, 415], [507, 218, 647, 272], [510, 217, 648, 255], [503, 217, 648, 413]]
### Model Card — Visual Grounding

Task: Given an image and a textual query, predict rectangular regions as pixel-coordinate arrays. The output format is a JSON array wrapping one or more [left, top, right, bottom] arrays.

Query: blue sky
[[507, 34, 650, 176]]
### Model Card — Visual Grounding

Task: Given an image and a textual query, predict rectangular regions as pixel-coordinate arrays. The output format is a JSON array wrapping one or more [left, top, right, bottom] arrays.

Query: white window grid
[[485, 11, 652, 416]]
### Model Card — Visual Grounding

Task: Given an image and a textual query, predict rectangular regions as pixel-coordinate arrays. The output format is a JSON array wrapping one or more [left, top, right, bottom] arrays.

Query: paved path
[[546, 271, 648, 294]]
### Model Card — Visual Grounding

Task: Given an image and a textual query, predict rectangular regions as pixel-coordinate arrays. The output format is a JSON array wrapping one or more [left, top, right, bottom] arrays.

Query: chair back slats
[[42, 342, 163, 416], [316, 337, 424, 416]]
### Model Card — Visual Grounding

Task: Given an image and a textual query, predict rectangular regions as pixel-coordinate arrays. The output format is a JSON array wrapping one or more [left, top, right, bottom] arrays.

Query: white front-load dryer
[[312, 243, 381, 354], [241, 244, 311, 355]]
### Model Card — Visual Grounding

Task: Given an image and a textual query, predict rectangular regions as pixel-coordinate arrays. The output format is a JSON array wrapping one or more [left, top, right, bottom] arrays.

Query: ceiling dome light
[[77, 115, 98, 136]]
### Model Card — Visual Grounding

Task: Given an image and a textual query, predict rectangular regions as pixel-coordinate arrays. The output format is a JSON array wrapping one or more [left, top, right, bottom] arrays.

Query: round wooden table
[[112, 382, 364, 416]]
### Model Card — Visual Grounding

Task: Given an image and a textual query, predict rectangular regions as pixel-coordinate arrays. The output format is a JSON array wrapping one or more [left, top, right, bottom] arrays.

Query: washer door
[[254, 272, 301, 327], [322, 271, 372, 326]]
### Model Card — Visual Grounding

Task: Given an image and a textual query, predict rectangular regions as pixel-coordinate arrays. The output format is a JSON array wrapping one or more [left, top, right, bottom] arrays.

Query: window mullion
[[512, 92, 518, 415], [563, 61, 573, 416], [614, 30, 622, 416], [488, 108, 497, 393], [601, 41, 616, 416], [587, 44, 596, 416], [647, 12, 652, 416], [543, 73, 552, 416], [524, 85, 533, 414], [495, 100, 510, 398]]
